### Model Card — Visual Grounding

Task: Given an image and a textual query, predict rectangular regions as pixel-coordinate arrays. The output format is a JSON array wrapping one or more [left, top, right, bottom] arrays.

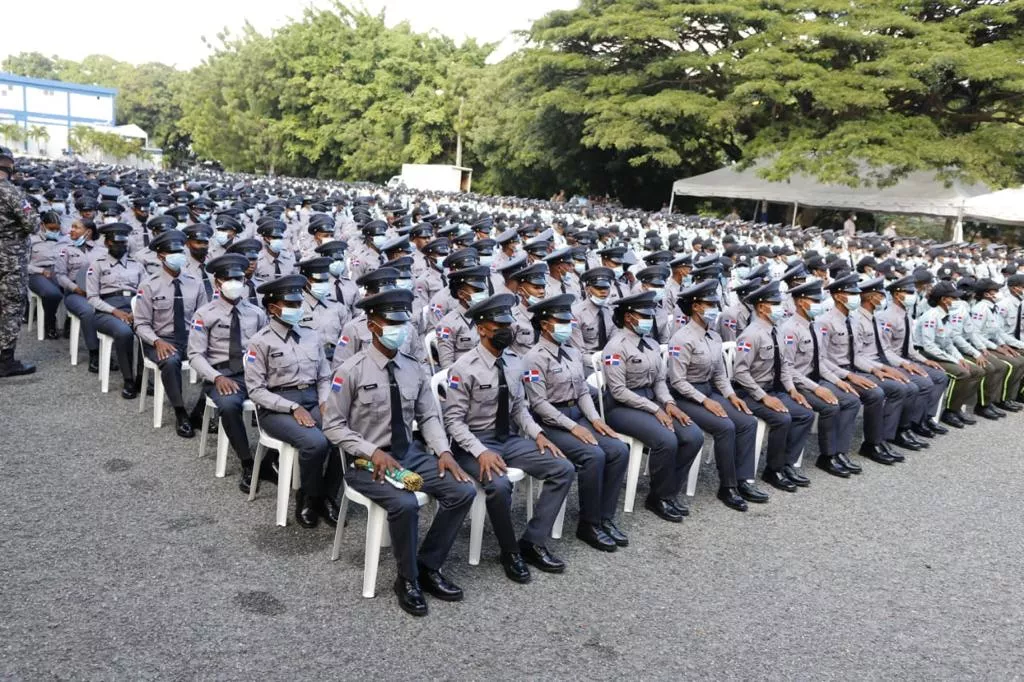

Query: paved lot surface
[[3, 329, 1024, 680]]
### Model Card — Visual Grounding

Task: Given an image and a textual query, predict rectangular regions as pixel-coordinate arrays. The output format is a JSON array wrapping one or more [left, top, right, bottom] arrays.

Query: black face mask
[[190, 247, 209, 261], [491, 326, 514, 351]]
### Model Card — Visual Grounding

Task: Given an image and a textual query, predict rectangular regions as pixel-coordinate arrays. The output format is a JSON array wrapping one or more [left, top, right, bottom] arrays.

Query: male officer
[[0, 146, 37, 377], [134, 230, 209, 437], [87, 223, 147, 397], [435, 266, 490, 368], [816, 274, 907, 464], [732, 280, 816, 492], [188, 254, 269, 492], [970, 278, 1024, 411], [443, 294, 574, 583], [254, 220, 296, 284], [506, 263, 548, 355], [348, 220, 389, 282], [183, 223, 215, 299], [571, 267, 616, 356], [323, 288, 475, 617], [779, 280, 863, 477], [227, 238, 264, 306], [297, 257, 352, 362], [245, 275, 341, 528], [718, 278, 762, 342], [314, 240, 359, 315]]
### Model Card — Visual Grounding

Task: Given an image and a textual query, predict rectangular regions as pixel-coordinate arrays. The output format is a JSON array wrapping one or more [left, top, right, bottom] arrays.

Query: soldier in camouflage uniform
[[0, 147, 38, 378]]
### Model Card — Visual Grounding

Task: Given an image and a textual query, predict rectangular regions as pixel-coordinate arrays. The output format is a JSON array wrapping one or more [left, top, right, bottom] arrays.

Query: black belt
[[273, 384, 314, 391], [551, 399, 577, 408], [101, 292, 134, 300], [212, 361, 235, 371]]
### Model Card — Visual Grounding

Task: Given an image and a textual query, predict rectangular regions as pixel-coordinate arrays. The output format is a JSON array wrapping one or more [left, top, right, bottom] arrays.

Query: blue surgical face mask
[[309, 282, 331, 300], [396, 278, 414, 291], [372, 235, 387, 249], [807, 301, 827, 319], [164, 252, 187, 272], [590, 295, 608, 307], [682, 275, 693, 286], [197, 213, 211, 223], [43, 230, 61, 241], [526, 294, 543, 306], [844, 294, 861, 310], [479, 255, 493, 267], [734, 266, 750, 280], [634, 318, 653, 336], [574, 262, 586, 275], [551, 322, 573, 345], [213, 231, 231, 246], [434, 256, 446, 269], [874, 296, 888, 312], [648, 286, 664, 302], [768, 304, 786, 323], [379, 322, 409, 350], [277, 305, 303, 326], [71, 235, 87, 247], [468, 290, 487, 306], [329, 260, 346, 277], [612, 266, 623, 278], [702, 308, 721, 328], [268, 238, 284, 254]]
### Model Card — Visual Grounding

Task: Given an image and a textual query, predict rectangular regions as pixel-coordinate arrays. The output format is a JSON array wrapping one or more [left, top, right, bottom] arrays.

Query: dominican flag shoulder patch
[[668, 346, 682, 357], [431, 304, 444, 320], [245, 348, 258, 364], [337, 335, 350, 347], [603, 353, 622, 366], [737, 341, 753, 353], [437, 326, 452, 340], [192, 317, 204, 332], [784, 335, 795, 346], [448, 375, 461, 390], [522, 369, 541, 383], [331, 375, 344, 392], [722, 318, 737, 330], [880, 321, 893, 335]]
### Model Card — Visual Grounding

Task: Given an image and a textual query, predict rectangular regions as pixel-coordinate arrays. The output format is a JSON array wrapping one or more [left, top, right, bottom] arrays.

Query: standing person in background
[[0, 147, 38, 377]]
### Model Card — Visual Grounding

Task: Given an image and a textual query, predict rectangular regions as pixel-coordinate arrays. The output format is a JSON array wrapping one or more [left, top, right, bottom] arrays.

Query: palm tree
[[27, 125, 50, 156]]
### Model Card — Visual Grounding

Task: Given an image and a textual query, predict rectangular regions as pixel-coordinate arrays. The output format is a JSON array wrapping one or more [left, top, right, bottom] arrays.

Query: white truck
[[387, 164, 472, 193]]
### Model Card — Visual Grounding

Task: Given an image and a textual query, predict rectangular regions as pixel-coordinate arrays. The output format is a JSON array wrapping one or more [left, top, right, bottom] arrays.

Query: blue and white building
[[0, 73, 119, 158]]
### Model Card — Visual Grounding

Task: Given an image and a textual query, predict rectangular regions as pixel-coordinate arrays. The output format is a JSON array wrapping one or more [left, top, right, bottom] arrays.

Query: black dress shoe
[[911, 423, 935, 439], [880, 442, 905, 462], [762, 468, 798, 492], [88, 351, 99, 374], [737, 480, 770, 503], [666, 497, 689, 517], [783, 465, 810, 487], [499, 552, 531, 584], [940, 410, 965, 428], [393, 577, 428, 616], [417, 564, 464, 601], [902, 429, 930, 448], [294, 492, 319, 528], [997, 400, 1023, 412], [600, 519, 629, 547], [975, 405, 1002, 421], [717, 486, 748, 511], [121, 383, 138, 400], [992, 405, 1007, 417], [175, 411, 195, 439], [320, 497, 340, 527], [890, 433, 922, 451], [858, 442, 895, 465], [239, 462, 254, 495], [836, 453, 862, 474], [926, 418, 949, 435], [816, 454, 850, 477], [576, 523, 617, 552], [45, 328, 60, 340], [958, 411, 977, 425], [519, 540, 566, 573], [644, 496, 684, 522]]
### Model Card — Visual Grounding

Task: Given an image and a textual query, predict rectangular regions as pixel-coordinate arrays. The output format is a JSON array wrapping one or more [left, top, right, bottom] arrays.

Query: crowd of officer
[[5, 154, 1024, 617]]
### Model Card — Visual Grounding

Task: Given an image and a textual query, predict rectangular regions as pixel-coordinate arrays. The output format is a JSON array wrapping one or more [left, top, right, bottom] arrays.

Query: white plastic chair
[[247, 424, 302, 527], [424, 329, 438, 375], [330, 483, 429, 598], [27, 291, 44, 341], [68, 311, 82, 366], [526, 476, 567, 540], [198, 395, 256, 478], [97, 331, 115, 393], [137, 344, 194, 428]]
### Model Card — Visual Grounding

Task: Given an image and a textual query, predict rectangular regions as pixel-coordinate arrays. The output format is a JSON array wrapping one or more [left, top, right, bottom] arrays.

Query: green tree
[[1, 52, 62, 79]]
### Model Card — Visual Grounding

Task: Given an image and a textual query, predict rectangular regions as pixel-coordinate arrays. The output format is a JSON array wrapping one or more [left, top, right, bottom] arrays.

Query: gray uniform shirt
[[522, 337, 600, 430], [732, 317, 796, 401], [914, 306, 962, 363], [187, 296, 268, 382], [54, 241, 104, 293], [244, 320, 332, 412], [778, 314, 847, 391], [134, 269, 208, 345], [435, 306, 478, 369], [86, 253, 145, 314], [666, 320, 733, 403], [601, 327, 673, 413]]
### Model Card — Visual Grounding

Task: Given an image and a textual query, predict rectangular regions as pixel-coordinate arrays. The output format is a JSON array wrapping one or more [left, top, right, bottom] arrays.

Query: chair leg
[[751, 419, 767, 482], [152, 372, 165, 428], [551, 498, 566, 540], [686, 448, 701, 497], [331, 495, 350, 561], [198, 401, 213, 459], [526, 477, 536, 522], [137, 367, 148, 414], [362, 504, 386, 598], [27, 294, 36, 336], [702, 436, 713, 464], [248, 443, 265, 502], [69, 316, 80, 366], [468, 488, 486, 566], [34, 295, 44, 341], [98, 337, 111, 393], [795, 448, 804, 468], [215, 426, 229, 478], [622, 439, 645, 513], [275, 446, 295, 527]]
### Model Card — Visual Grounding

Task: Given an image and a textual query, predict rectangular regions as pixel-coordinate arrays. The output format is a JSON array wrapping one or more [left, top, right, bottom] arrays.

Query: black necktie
[[386, 360, 409, 459], [495, 357, 510, 442], [1016, 300, 1022, 339], [557, 347, 569, 363], [201, 268, 213, 298], [273, 260, 281, 275], [247, 280, 258, 305], [598, 309, 608, 348], [652, 316, 661, 343], [638, 335, 650, 351], [228, 307, 243, 374], [845, 316, 855, 366], [142, 231, 149, 248], [872, 317, 888, 365], [172, 279, 186, 349], [902, 311, 911, 357], [770, 327, 783, 392], [334, 280, 345, 305], [809, 324, 821, 382]]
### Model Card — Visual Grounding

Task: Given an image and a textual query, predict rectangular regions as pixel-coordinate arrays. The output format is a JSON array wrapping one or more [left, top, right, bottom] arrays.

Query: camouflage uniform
[[0, 177, 39, 350]]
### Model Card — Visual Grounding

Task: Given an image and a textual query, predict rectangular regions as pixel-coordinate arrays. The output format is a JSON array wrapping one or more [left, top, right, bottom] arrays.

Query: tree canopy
[[3, 0, 1024, 207]]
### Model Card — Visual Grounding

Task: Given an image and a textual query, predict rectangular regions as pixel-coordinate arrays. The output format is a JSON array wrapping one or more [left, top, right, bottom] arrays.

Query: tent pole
[[668, 190, 675, 213], [792, 201, 799, 227]]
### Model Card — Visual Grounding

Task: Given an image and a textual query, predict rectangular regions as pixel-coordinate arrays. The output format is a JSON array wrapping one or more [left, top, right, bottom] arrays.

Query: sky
[[2, 0, 578, 70]]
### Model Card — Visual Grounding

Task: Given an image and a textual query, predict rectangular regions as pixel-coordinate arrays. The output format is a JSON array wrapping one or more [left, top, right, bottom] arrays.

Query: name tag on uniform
[[459, 336, 473, 342], [153, 295, 167, 301], [360, 384, 378, 390], [630, 358, 643, 364], [480, 383, 492, 389], [271, 351, 284, 358], [551, 367, 563, 374]]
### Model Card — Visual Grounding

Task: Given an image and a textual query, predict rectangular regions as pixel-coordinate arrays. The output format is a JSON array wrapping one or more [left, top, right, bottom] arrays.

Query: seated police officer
[[521, 294, 630, 551], [435, 266, 490, 368], [188, 253, 269, 492], [245, 275, 341, 528], [322, 288, 476, 617], [134, 230, 209, 437], [297, 257, 352, 363], [443, 293, 574, 583]]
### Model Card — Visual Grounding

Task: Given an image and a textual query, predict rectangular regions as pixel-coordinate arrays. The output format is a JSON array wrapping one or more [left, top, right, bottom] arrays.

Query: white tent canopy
[[961, 187, 1024, 225], [670, 159, 990, 218]]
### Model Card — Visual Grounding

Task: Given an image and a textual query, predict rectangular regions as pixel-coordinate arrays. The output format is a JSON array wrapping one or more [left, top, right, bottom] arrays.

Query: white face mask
[[309, 282, 332, 300], [219, 279, 245, 301]]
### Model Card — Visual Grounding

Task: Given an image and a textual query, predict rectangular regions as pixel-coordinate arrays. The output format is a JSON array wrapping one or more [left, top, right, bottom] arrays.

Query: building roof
[[0, 72, 117, 97]]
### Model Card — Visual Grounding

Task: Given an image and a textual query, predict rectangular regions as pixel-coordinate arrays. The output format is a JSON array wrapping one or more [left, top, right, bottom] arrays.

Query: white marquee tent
[[961, 187, 1024, 225]]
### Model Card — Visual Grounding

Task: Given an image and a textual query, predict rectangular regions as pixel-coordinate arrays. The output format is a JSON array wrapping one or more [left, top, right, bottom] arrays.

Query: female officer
[[27, 210, 68, 340], [521, 294, 630, 552], [53, 219, 105, 372], [600, 291, 704, 523], [667, 280, 762, 512]]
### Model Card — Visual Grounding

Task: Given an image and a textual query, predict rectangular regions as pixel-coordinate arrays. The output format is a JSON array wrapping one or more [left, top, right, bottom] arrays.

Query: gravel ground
[[2, 329, 1023, 680]]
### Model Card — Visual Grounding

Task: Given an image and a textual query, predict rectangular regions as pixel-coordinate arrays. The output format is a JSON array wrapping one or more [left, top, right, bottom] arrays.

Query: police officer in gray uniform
[[732, 280, 815, 493], [718, 278, 761, 342], [435, 266, 490, 369], [314, 240, 359, 316], [668, 280, 760, 511], [297, 257, 352, 362], [779, 280, 863, 478], [88, 223, 146, 398], [323, 288, 475, 617], [601, 291, 704, 522], [245, 274, 341, 528], [521, 294, 630, 551], [54, 219, 105, 372], [26, 211, 69, 339], [571, 267, 615, 356], [507, 263, 548, 355], [134, 230, 209, 437], [254, 221, 296, 285], [188, 254, 269, 492], [183, 224, 215, 299], [443, 293, 573, 583]]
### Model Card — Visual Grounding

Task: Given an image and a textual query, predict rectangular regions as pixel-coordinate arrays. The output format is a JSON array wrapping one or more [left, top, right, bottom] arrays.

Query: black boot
[[174, 407, 195, 439], [88, 350, 100, 374], [0, 347, 35, 378]]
